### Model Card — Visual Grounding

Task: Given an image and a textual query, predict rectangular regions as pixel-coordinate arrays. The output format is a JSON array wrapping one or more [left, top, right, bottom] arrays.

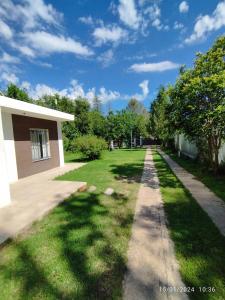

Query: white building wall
[[57, 121, 64, 167], [219, 142, 225, 164], [176, 133, 225, 164], [177, 133, 198, 159], [0, 109, 11, 207], [2, 112, 18, 183]]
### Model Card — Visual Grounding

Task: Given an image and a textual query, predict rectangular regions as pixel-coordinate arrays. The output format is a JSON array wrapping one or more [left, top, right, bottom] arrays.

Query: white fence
[[175, 134, 225, 164]]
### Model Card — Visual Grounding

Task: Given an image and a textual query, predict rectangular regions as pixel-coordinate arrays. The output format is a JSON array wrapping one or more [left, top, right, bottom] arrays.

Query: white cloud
[[174, 21, 184, 30], [179, 1, 189, 13], [129, 61, 180, 72], [0, 1, 93, 60], [0, 0, 63, 30], [93, 25, 128, 46], [139, 80, 149, 98], [118, 0, 140, 29], [79, 16, 94, 25], [23, 0, 63, 29], [98, 87, 121, 103], [127, 79, 149, 101], [144, 4, 160, 20], [21, 81, 31, 90], [0, 19, 13, 39], [152, 18, 162, 30], [97, 49, 114, 67], [0, 52, 20, 64], [14, 78, 149, 103], [0, 72, 19, 84], [23, 31, 93, 56], [30, 83, 59, 99], [17, 45, 36, 57], [143, 4, 168, 31], [185, 1, 225, 44]]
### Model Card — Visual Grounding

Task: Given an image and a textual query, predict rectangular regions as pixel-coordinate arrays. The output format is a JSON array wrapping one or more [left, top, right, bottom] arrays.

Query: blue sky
[[0, 0, 225, 112]]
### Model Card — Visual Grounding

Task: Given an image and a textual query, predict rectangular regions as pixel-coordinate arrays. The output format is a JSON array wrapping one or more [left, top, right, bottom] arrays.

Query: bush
[[73, 135, 107, 160], [63, 135, 70, 152]]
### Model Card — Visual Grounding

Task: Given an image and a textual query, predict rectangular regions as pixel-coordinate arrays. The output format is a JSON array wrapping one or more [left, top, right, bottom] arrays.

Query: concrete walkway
[[0, 163, 86, 245], [123, 147, 188, 300], [159, 149, 225, 238]]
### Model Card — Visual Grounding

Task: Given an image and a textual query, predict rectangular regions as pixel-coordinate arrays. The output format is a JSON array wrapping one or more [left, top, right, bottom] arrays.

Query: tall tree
[[149, 85, 173, 146], [126, 98, 147, 115], [6, 83, 32, 103], [74, 98, 91, 135], [89, 110, 106, 137], [170, 36, 225, 173]]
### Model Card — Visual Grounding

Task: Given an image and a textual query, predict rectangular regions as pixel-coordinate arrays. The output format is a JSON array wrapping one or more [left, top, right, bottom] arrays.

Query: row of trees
[[149, 36, 225, 173], [2, 83, 149, 151]]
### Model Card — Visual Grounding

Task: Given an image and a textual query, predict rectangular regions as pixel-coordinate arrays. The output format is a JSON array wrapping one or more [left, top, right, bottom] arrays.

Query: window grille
[[30, 129, 50, 161]]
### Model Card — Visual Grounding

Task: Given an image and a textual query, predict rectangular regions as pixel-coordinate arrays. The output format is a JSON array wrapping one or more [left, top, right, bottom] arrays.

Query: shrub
[[63, 135, 70, 152], [73, 135, 107, 160]]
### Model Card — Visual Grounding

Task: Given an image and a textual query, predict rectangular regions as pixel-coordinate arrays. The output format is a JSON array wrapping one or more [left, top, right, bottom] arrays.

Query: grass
[[64, 151, 84, 163], [165, 149, 225, 203], [0, 149, 146, 300], [153, 149, 225, 300]]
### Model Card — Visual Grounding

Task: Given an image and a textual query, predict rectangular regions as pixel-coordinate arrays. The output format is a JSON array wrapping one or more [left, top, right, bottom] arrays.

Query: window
[[30, 129, 50, 161]]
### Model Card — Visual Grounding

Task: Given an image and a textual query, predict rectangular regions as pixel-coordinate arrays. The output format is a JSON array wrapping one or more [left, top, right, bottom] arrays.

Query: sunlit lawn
[[0, 149, 145, 300], [166, 150, 225, 203], [153, 149, 225, 300]]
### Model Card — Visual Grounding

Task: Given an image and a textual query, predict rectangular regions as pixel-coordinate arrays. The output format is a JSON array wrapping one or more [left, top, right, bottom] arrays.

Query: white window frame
[[30, 128, 51, 162]]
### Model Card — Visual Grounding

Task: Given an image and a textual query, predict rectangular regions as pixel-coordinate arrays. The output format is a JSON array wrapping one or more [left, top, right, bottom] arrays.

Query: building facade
[[0, 96, 74, 207]]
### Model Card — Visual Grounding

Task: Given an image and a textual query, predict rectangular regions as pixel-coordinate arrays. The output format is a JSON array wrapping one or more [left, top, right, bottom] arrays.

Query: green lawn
[[153, 150, 225, 300], [0, 149, 146, 300], [166, 150, 225, 203], [64, 151, 84, 163]]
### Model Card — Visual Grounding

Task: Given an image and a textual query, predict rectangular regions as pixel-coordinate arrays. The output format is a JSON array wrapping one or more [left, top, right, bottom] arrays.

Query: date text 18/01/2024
[[160, 286, 216, 294]]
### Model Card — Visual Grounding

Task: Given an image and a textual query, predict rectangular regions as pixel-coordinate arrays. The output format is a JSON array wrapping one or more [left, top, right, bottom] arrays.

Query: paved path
[[0, 163, 86, 245], [159, 149, 225, 238], [123, 147, 188, 300]]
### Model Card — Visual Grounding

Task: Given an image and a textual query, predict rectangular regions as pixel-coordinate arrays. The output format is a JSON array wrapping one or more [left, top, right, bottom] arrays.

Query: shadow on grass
[[66, 156, 92, 163], [111, 163, 143, 184], [0, 192, 132, 299], [154, 151, 225, 299]]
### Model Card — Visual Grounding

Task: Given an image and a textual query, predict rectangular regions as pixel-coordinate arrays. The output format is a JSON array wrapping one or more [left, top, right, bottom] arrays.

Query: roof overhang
[[0, 96, 74, 122]]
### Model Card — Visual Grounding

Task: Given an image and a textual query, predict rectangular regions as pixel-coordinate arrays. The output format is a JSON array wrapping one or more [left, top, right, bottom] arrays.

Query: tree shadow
[[0, 191, 132, 299], [67, 156, 92, 163], [111, 163, 143, 184]]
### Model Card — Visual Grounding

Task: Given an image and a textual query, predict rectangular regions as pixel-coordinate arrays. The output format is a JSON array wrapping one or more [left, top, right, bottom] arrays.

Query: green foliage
[[126, 98, 147, 115], [73, 135, 107, 160], [6, 83, 32, 103], [74, 98, 91, 135], [37, 94, 75, 114], [89, 110, 106, 137], [149, 85, 173, 146], [4, 84, 149, 151], [170, 36, 225, 172], [63, 135, 70, 152], [0, 149, 145, 300], [37, 94, 78, 150]]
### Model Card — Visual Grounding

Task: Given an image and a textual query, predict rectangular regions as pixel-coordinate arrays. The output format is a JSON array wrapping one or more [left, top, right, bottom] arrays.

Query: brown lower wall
[[12, 114, 60, 179]]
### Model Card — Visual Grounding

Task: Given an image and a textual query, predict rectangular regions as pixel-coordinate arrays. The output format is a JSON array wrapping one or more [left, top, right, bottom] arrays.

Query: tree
[[149, 85, 173, 146], [127, 98, 147, 115], [74, 98, 91, 135], [89, 110, 106, 137], [37, 94, 78, 150], [6, 83, 32, 103], [170, 36, 225, 173]]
